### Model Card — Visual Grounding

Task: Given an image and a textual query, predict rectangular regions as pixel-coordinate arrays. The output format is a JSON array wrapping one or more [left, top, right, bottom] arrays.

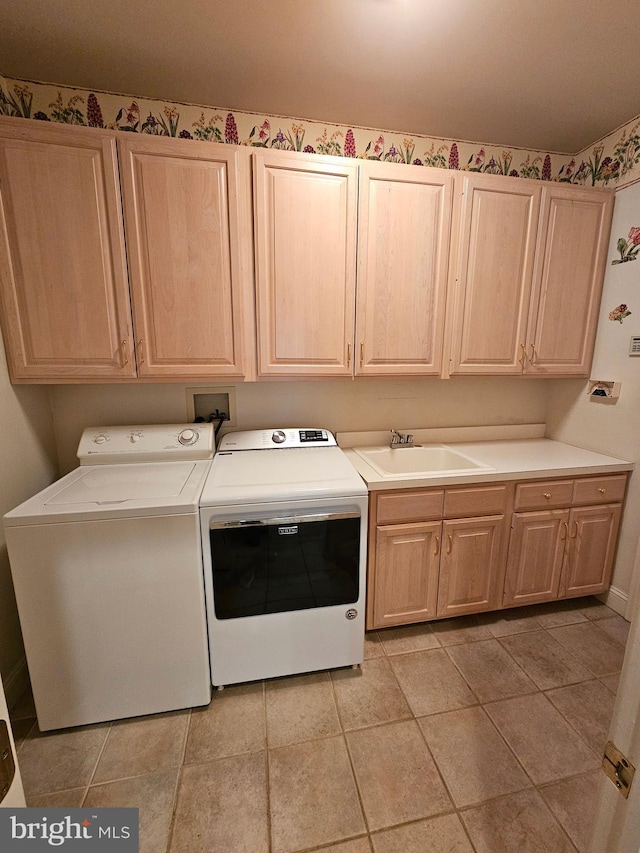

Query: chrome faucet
[[390, 429, 415, 448]]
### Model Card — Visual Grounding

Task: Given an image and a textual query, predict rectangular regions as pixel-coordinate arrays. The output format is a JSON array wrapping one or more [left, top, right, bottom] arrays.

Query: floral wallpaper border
[[1, 75, 639, 189]]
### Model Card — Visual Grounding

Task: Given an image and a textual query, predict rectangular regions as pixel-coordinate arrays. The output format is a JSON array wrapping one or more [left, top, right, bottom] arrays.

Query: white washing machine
[[3, 423, 214, 731]]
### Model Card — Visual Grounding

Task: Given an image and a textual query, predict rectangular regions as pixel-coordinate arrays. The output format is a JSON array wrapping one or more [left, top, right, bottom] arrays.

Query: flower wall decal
[[612, 227, 640, 264], [609, 304, 632, 323]]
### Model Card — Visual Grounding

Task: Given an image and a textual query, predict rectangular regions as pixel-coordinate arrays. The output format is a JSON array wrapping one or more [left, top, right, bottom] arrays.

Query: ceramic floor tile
[[460, 788, 576, 853], [85, 769, 179, 853], [266, 671, 341, 748], [27, 788, 86, 808], [485, 693, 599, 785], [377, 623, 441, 655], [596, 614, 631, 646], [446, 639, 536, 702], [428, 615, 494, 646], [389, 648, 477, 716], [531, 601, 589, 629], [539, 771, 600, 853], [18, 723, 110, 797], [184, 682, 265, 763], [10, 686, 36, 721], [478, 607, 542, 637], [498, 630, 592, 690], [363, 631, 384, 659], [418, 706, 531, 807], [331, 658, 412, 730], [371, 813, 474, 853], [170, 751, 268, 853], [93, 710, 189, 783], [317, 838, 372, 853], [347, 720, 452, 831], [546, 680, 616, 756], [11, 717, 36, 750], [547, 622, 625, 676], [600, 673, 620, 694], [269, 735, 365, 853], [579, 598, 617, 621]]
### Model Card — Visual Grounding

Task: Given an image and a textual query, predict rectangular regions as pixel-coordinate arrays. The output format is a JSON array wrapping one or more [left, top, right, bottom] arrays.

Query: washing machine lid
[[200, 445, 367, 506], [3, 460, 211, 526]]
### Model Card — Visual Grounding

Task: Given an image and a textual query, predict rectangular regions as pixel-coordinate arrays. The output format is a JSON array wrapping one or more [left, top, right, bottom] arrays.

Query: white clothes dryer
[[3, 424, 214, 731]]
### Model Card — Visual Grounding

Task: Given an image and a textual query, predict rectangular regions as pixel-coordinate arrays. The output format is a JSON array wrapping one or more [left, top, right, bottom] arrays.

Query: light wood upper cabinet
[[525, 185, 614, 375], [448, 174, 614, 378], [118, 136, 252, 378], [448, 174, 541, 374], [0, 120, 135, 381], [355, 162, 453, 375], [253, 150, 358, 376]]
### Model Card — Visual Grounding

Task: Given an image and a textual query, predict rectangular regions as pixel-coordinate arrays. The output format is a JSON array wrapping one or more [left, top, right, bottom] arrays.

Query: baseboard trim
[[3, 655, 29, 710], [597, 586, 629, 618]]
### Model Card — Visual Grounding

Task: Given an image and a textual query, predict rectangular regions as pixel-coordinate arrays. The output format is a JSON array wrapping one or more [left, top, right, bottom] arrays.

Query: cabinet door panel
[[0, 122, 134, 380], [562, 504, 622, 597], [254, 151, 357, 375], [356, 163, 453, 374], [437, 515, 506, 617], [504, 510, 568, 606], [119, 137, 249, 377], [526, 186, 614, 375], [373, 522, 440, 628], [449, 176, 540, 374]]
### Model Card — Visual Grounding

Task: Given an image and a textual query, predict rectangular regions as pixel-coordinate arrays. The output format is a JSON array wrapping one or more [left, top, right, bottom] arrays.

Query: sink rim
[[352, 443, 496, 478]]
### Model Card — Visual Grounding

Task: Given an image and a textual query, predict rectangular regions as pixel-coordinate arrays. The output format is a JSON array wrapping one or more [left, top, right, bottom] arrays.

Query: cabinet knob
[[598, 488, 606, 494], [543, 492, 552, 499]]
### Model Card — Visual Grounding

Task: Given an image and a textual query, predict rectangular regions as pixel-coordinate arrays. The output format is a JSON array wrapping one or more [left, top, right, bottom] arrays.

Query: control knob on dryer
[[178, 428, 198, 446], [271, 430, 286, 444]]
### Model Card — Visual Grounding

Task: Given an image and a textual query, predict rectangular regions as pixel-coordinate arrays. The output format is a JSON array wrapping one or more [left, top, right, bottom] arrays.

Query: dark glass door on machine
[[209, 513, 360, 619]]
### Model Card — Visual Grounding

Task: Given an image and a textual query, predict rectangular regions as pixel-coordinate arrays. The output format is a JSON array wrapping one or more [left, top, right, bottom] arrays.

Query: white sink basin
[[353, 444, 495, 478]]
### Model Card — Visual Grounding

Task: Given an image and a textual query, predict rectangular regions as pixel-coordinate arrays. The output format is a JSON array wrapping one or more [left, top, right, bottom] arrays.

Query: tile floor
[[10, 596, 629, 853]]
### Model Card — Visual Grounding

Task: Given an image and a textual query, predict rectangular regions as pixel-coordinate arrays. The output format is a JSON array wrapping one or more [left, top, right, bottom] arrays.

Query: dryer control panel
[[218, 428, 337, 452], [77, 423, 215, 465]]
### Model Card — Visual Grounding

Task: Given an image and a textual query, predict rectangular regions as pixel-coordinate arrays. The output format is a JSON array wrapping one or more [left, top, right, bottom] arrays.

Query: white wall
[[0, 337, 57, 705], [546, 181, 640, 615], [50, 376, 549, 473]]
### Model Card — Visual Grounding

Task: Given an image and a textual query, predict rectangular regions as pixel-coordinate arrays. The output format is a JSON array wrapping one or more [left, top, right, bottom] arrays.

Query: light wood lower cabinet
[[367, 483, 510, 629], [503, 475, 626, 607], [503, 510, 568, 606], [438, 516, 507, 617], [367, 473, 627, 630], [373, 522, 440, 627]]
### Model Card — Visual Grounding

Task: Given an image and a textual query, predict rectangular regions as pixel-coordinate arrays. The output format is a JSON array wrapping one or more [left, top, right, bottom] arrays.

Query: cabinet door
[[372, 522, 441, 628], [437, 515, 506, 617], [253, 151, 358, 375], [118, 136, 252, 378], [525, 185, 614, 376], [0, 120, 135, 380], [503, 510, 569, 607], [561, 504, 622, 597], [355, 162, 453, 375], [449, 175, 540, 374]]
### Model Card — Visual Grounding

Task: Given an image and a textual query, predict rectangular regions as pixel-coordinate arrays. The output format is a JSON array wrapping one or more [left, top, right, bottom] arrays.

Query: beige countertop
[[341, 434, 634, 492]]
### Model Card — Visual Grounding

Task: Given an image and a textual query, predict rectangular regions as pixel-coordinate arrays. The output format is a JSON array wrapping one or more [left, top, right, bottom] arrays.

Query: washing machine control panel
[[77, 424, 214, 464]]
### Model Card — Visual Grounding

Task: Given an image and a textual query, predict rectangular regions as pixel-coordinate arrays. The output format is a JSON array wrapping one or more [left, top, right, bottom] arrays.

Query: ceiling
[[1, 0, 639, 153]]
